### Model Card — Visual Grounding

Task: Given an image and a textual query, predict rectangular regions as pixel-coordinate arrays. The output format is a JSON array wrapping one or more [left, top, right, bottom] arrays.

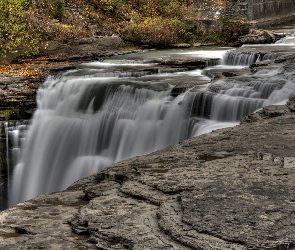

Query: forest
[[0, 0, 228, 59]]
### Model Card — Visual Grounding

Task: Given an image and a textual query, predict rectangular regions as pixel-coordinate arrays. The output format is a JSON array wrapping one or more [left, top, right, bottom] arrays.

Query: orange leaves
[[0, 59, 50, 77]]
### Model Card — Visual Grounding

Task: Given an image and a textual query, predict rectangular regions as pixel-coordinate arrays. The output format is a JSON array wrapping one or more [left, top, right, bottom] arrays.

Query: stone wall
[[248, 0, 295, 21], [225, 0, 295, 27], [225, 0, 248, 20], [193, 0, 295, 32]]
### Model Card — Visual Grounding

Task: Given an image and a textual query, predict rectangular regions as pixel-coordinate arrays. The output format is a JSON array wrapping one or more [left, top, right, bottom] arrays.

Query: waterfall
[[209, 78, 283, 121], [7, 48, 295, 207], [222, 50, 258, 66], [0, 123, 6, 210], [0, 121, 27, 210], [9, 70, 194, 205], [276, 36, 295, 44]]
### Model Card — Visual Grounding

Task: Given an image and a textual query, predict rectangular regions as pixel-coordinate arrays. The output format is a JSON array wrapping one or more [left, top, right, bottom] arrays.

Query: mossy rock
[[0, 108, 20, 121]]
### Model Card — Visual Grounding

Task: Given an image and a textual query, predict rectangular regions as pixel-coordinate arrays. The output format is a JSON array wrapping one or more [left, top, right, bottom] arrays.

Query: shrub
[[24, 13, 91, 44], [161, 0, 188, 17], [121, 17, 186, 46], [52, 0, 65, 21], [0, 0, 39, 58], [88, 0, 126, 14]]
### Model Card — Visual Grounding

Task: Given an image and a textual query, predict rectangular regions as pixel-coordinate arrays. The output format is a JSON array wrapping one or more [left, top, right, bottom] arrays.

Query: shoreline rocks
[[237, 29, 285, 45]]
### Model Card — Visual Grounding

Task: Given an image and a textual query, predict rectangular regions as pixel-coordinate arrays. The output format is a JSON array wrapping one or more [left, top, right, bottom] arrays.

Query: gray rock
[[238, 29, 284, 45], [287, 96, 295, 112]]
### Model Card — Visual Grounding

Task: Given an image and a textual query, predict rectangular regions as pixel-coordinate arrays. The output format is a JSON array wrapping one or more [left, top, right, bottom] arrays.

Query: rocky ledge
[[0, 49, 219, 121], [0, 95, 294, 249], [0, 36, 141, 121]]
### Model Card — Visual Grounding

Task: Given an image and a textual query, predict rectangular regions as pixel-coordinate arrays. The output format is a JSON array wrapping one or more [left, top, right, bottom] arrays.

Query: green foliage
[[87, 0, 127, 16], [52, 0, 65, 21], [121, 17, 187, 46], [0, 0, 229, 60], [0, 0, 39, 58], [0, 108, 20, 121], [25, 0, 91, 44], [118, 0, 195, 46], [160, 0, 192, 17]]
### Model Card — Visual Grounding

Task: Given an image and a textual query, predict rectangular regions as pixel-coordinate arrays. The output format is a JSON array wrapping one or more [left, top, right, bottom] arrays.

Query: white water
[[222, 50, 257, 66], [9, 73, 194, 204], [7, 48, 295, 207], [276, 36, 295, 44], [0, 121, 28, 210], [177, 49, 228, 58]]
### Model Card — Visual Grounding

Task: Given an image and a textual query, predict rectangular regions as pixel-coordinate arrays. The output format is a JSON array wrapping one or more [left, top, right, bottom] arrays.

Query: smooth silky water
[[2, 44, 295, 209]]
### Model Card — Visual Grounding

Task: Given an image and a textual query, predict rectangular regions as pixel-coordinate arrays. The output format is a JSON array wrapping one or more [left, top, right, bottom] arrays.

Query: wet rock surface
[[0, 97, 294, 249]]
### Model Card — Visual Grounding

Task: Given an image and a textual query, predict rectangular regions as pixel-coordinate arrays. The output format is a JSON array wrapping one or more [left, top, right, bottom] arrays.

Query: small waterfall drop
[[1, 121, 27, 210], [0, 123, 6, 210], [221, 50, 258, 66], [276, 35, 295, 44]]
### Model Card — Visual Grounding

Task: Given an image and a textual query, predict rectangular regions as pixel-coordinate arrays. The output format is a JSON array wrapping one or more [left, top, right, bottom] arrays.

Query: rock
[[222, 71, 237, 77], [242, 104, 291, 123], [262, 105, 288, 117], [238, 29, 284, 45], [287, 96, 295, 112], [39, 36, 122, 57]]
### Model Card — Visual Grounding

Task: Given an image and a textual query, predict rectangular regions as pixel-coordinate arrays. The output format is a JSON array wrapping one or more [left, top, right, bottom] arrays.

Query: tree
[[0, 0, 38, 59]]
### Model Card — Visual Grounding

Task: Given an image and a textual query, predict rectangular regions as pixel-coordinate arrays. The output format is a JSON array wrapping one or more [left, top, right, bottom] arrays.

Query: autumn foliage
[[0, 0, 38, 58], [0, 0, 226, 60]]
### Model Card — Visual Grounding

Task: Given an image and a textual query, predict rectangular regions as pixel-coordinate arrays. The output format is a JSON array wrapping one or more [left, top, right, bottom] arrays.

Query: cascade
[[0, 123, 6, 210], [9, 70, 195, 205], [276, 35, 295, 44], [0, 121, 27, 210], [221, 50, 258, 66], [5, 47, 295, 208]]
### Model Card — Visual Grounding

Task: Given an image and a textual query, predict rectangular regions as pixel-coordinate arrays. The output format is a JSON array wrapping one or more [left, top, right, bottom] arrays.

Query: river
[[2, 36, 295, 210]]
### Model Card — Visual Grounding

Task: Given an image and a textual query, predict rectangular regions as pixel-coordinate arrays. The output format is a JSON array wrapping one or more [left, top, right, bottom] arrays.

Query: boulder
[[238, 29, 284, 45]]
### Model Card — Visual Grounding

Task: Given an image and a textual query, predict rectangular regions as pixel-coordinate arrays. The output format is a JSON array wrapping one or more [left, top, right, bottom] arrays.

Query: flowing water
[[0, 121, 28, 210], [2, 44, 295, 209]]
